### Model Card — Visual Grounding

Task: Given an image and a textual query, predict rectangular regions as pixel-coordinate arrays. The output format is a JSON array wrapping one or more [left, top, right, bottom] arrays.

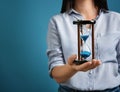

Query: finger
[[89, 59, 101, 69], [68, 54, 77, 65], [75, 60, 101, 72], [88, 59, 101, 70], [75, 61, 92, 71]]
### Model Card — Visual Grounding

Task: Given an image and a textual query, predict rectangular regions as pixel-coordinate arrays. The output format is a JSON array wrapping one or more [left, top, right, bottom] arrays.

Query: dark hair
[[60, 0, 109, 13]]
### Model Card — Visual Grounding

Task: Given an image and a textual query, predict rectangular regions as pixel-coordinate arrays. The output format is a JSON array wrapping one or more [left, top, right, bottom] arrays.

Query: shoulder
[[107, 11, 120, 16], [48, 12, 70, 30], [49, 12, 69, 24], [103, 10, 120, 20]]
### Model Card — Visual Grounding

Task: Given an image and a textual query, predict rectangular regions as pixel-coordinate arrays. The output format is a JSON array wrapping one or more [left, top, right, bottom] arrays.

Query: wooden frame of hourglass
[[73, 20, 96, 65]]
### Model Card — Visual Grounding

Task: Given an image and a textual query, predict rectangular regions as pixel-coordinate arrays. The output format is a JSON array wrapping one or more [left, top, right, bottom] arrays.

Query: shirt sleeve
[[116, 39, 120, 73], [46, 18, 65, 77]]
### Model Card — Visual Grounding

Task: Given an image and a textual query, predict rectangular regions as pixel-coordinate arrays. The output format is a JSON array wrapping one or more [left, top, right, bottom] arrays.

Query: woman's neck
[[74, 0, 98, 20]]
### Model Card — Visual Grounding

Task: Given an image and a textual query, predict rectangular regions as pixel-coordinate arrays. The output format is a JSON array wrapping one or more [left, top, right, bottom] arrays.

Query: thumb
[[68, 54, 77, 65]]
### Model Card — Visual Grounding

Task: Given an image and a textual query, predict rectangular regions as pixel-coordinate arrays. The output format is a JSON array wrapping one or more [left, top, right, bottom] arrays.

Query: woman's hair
[[60, 0, 109, 13]]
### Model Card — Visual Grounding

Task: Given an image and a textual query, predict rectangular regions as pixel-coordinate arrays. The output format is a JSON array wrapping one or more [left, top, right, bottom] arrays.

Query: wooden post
[[77, 24, 80, 60], [92, 24, 95, 59]]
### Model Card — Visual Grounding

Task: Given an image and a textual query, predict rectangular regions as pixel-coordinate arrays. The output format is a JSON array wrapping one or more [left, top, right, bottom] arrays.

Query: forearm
[[51, 64, 77, 83], [51, 55, 101, 83]]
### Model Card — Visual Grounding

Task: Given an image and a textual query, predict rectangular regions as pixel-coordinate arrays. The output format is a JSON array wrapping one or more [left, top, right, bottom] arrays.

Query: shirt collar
[[68, 9, 81, 15], [67, 8, 105, 21]]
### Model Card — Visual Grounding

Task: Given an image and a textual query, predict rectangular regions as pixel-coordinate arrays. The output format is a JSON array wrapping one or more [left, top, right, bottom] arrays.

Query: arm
[[47, 17, 101, 83], [52, 55, 101, 83]]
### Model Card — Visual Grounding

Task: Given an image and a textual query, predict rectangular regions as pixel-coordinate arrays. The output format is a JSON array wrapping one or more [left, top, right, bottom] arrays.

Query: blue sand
[[80, 51, 91, 58], [80, 35, 89, 41]]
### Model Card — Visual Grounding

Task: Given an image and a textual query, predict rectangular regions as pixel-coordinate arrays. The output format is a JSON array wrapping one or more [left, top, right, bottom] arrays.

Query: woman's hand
[[51, 54, 101, 83], [68, 54, 101, 72]]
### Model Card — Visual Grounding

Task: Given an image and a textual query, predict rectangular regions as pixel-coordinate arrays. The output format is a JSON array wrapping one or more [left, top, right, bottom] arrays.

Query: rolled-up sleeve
[[46, 18, 65, 76], [116, 39, 120, 73]]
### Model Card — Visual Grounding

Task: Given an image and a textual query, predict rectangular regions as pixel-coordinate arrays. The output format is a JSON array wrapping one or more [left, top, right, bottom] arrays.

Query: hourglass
[[73, 20, 96, 65]]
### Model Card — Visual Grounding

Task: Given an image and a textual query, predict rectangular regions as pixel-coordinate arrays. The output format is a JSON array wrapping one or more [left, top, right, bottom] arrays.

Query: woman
[[47, 0, 120, 91]]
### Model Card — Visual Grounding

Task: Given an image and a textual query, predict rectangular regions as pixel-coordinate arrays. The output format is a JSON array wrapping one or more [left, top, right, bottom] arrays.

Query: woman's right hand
[[68, 54, 101, 72], [51, 54, 101, 83]]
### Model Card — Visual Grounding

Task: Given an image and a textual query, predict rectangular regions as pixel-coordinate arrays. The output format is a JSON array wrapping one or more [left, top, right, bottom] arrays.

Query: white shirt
[[47, 9, 120, 90]]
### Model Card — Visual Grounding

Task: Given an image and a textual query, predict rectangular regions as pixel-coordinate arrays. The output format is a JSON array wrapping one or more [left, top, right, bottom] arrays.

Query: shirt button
[[90, 88, 93, 90], [89, 87, 93, 90], [89, 70, 92, 74]]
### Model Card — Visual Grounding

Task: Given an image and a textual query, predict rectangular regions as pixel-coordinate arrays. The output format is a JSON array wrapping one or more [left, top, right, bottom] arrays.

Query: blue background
[[0, 0, 120, 92]]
